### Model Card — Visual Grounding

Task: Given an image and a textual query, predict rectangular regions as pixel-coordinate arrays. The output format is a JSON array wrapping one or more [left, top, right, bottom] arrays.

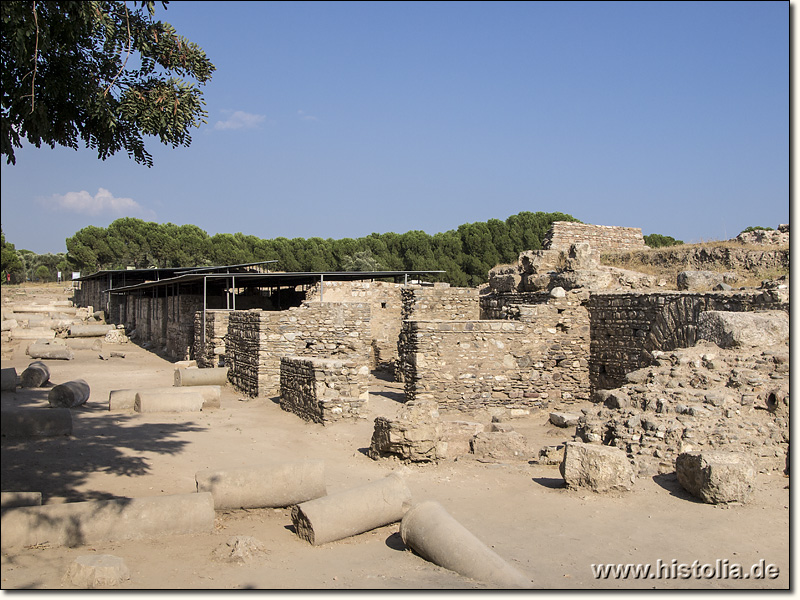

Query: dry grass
[[600, 240, 789, 289]]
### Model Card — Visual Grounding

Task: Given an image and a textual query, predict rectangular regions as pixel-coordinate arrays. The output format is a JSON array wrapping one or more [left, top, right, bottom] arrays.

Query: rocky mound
[[576, 340, 788, 477]]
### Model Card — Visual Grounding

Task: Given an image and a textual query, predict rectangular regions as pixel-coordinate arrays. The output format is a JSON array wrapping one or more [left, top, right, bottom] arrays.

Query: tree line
[[2, 213, 688, 287], [62, 212, 580, 287]]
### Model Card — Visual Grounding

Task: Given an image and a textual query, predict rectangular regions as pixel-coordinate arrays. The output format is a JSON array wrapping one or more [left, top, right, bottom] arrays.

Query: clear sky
[[0, 0, 789, 255]]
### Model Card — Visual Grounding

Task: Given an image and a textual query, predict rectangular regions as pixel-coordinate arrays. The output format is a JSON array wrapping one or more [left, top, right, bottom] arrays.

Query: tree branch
[[104, 2, 132, 96], [27, 0, 39, 113]]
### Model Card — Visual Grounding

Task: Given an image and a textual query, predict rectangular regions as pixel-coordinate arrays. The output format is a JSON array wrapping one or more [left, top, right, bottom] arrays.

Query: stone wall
[[306, 280, 405, 371], [400, 291, 591, 411], [279, 356, 369, 424], [166, 294, 203, 361], [588, 289, 790, 391], [400, 285, 481, 321], [543, 222, 646, 254], [193, 310, 230, 367], [226, 301, 371, 397]]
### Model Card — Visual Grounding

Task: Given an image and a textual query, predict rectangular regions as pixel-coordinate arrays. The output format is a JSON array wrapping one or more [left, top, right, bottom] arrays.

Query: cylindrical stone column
[[291, 473, 412, 546], [110, 386, 221, 411], [174, 367, 229, 387], [400, 501, 533, 588], [48, 380, 90, 408], [20, 361, 50, 388], [134, 391, 204, 413], [0, 492, 215, 551], [196, 461, 327, 510]]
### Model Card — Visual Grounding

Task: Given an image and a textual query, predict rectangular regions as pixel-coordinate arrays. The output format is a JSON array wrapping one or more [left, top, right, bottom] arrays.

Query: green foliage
[[34, 264, 52, 282], [341, 250, 383, 272], [64, 211, 582, 286], [1, 228, 25, 283], [644, 233, 684, 248], [17, 248, 69, 282], [1, 1, 215, 167], [741, 226, 774, 233]]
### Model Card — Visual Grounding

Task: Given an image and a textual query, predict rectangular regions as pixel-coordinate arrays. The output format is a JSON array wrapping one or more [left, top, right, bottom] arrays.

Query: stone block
[[675, 451, 755, 504], [536, 444, 565, 465], [697, 310, 788, 348], [677, 271, 724, 291], [470, 431, 529, 461], [559, 441, 635, 492], [439, 421, 484, 458], [549, 412, 581, 428], [62, 555, 131, 588]]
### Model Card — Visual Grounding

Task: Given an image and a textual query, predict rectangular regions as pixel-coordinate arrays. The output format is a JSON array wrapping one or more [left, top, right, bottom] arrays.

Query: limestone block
[[676, 451, 755, 504], [697, 310, 789, 348], [470, 431, 530, 461], [559, 441, 635, 492], [11, 327, 55, 340], [439, 421, 484, 458], [536, 445, 565, 465], [488, 264, 521, 293], [62, 555, 130, 588], [549, 412, 580, 428], [518, 249, 564, 275], [676, 271, 724, 291]]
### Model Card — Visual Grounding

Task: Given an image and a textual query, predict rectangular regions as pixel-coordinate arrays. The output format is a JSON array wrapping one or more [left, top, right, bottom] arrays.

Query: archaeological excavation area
[[0, 222, 789, 589]]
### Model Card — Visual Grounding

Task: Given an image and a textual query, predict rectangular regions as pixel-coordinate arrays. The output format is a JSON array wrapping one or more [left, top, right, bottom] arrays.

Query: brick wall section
[[400, 286, 481, 321], [400, 293, 591, 411], [588, 289, 789, 391], [193, 310, 230, 367], [226, 302, 371, 397], [279, 356, 369, 424], [543, 221, 646, 253], [306, 280, 404, 370]]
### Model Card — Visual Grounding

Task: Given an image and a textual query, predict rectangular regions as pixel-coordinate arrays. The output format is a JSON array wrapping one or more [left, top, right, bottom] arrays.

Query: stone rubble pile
[[369, 398, 534, 463], [2, 293, 128, 361], [575, 340, 788, 476], [735, 224, 789, 246], [488, 242, 660, 295]]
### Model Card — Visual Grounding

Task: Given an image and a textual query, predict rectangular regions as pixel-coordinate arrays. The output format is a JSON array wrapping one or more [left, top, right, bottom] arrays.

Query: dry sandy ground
[[0, 285, 790, 590]]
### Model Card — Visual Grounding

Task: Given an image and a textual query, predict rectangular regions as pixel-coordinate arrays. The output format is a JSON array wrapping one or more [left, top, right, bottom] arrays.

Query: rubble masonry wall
[[306, 280, 404, 370], [400, 292, 590, 411], [279, 356, 369, 423], [193, 310, 230, 367], [588, 289, 790, 391], [226, 302, 371, 397], [543, 222, 646, 253]]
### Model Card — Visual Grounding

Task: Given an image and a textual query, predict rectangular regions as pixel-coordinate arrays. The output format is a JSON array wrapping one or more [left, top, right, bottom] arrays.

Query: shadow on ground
[[1, 391, 205, 502]]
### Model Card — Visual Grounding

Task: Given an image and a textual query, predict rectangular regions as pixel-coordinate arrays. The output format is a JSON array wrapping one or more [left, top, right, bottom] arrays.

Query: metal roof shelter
[[104, 269, 445, 346]]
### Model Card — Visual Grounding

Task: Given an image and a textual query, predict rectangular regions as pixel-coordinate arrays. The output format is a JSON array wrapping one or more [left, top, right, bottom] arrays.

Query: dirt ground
[[0, 285, 790, 590]]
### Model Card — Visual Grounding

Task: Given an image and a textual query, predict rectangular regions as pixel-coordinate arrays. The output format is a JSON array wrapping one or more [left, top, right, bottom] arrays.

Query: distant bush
[[644, 233, 684, 248], [741, 226, 774, 233]]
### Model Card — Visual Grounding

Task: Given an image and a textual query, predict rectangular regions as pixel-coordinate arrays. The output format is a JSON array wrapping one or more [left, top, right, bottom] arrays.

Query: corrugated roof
[[105, 270, 445, 294]]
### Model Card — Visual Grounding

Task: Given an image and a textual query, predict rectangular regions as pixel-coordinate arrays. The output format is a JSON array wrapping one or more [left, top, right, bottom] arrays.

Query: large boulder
[[676, 270, 737, 291], [470, 431, 530, 461], [697, 310, 789, 348], [559, 442, 635, 492], [439, 420, 484, 459], [368, 399, 444, 462], [488, 264, 522, 293], [675, 451, 755, 504]]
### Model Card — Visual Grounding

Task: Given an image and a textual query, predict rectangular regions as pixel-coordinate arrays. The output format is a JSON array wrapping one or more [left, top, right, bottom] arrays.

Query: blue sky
[[1, 0, 789, 255]]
